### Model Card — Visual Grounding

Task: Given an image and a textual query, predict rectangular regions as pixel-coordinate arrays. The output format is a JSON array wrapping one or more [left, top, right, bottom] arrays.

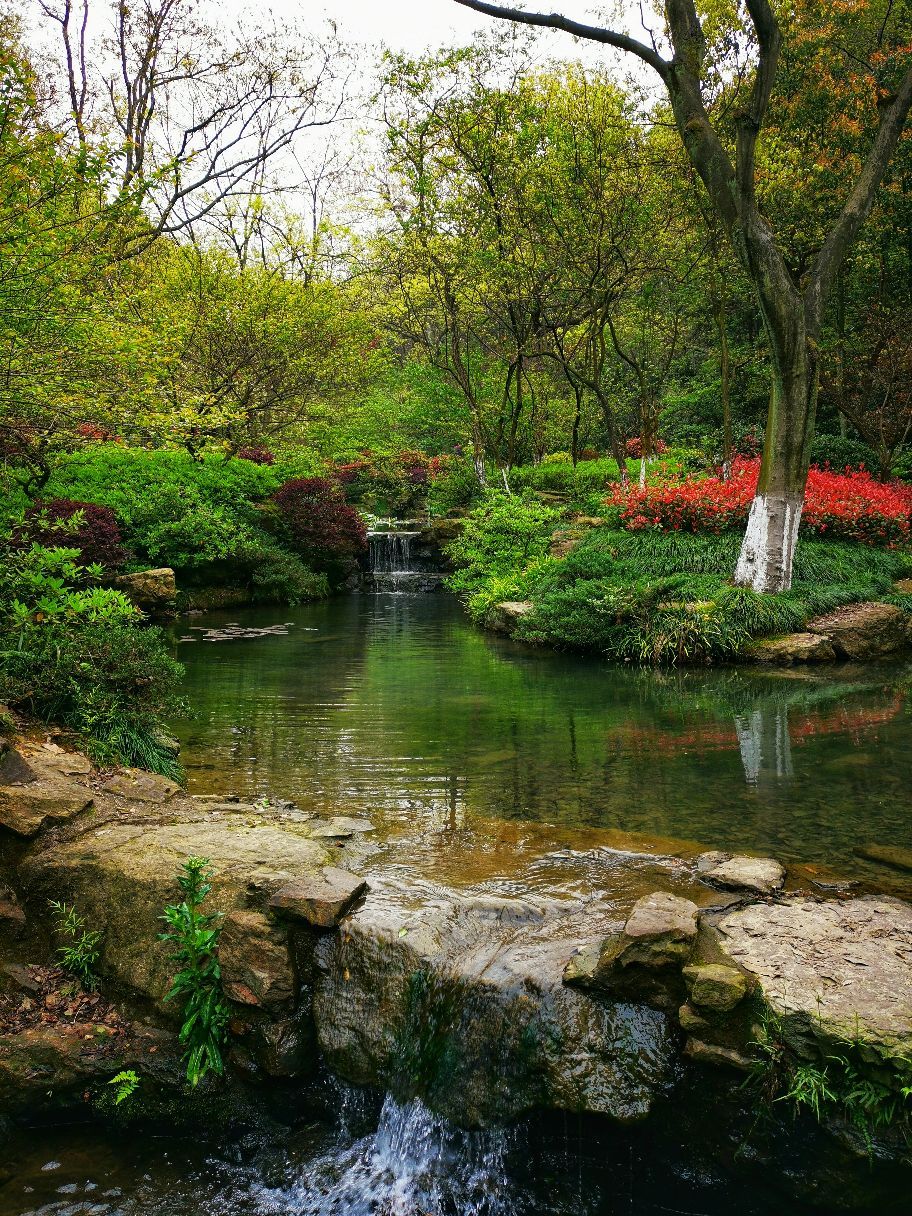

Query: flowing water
[[5, 592, 910, 1215]]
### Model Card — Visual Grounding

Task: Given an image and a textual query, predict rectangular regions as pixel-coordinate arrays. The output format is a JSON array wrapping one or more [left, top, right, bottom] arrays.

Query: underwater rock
[[856, 843, 912, 874]]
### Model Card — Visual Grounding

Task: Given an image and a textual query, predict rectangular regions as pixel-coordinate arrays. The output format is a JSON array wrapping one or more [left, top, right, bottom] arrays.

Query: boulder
[[0, 883, 25, 934], [308, 816, 374, 840], [313, 878, 673, 1126], [110, 567, 176, 616], [893, 578, 912, 595], [698, 853, 785, 896], [856, 843, 912, 874], [488, 601, 534, 635], [807, 601, 909, 660], [19, 818, 332, 1002], [248, 1010, 314, 1077], [103, 768, 181, 803], [683, 963, 748, 1013], [564, 892, 699, 1010], [745, 633, 837, 664], [269, 867, 367, 928], [0, 785, 92, 838], [714, 896, 912, 1070], [218, 910, 295, 1010]]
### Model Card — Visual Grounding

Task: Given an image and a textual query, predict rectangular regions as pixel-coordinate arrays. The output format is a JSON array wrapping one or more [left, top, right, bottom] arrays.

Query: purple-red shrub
[[237, 446, 275, 465], [18, 499, 128, 570], [272, 477, 366, 565]]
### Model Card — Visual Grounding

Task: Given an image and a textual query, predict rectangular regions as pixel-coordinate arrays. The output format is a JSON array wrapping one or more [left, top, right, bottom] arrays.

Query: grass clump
[[447, 499, 912, 665], [48, 900, 102, 990]]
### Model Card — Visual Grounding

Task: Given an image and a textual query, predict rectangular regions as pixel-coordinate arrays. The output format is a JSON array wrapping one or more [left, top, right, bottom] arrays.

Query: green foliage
[[48, 900, 102, 990], [448, 516, 910, 664], [108, 1070, 140, 1106], [159, 858, 230, 1088], [0, 533, 185, 776], [426, 458, 483, 515], [445, 495, 562, 617], [810, 433, 880, 472]]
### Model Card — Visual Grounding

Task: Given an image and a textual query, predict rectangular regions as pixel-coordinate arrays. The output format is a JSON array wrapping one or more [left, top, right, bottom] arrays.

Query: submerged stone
[[856, 843, 912, 874]]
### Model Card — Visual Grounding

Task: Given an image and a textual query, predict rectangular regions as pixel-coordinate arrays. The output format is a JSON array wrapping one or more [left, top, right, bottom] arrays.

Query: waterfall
[[365, 523, 444, 593], [369, 530, 419, 574], [254, 1095, 521, 1216]]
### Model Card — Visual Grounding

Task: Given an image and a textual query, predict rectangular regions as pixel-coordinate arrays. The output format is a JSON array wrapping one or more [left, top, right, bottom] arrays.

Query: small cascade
[[254, 1095, 521, 1216], [365, 522, 444, 593]]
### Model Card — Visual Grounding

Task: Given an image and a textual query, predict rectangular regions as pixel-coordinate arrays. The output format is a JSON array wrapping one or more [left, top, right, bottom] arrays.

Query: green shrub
[[446, 494, 562, 612], [810, 433, 879, 472], [160, 858, 230, 1088], [426, 458, 483, 515], [243, 537, 328, 605], [0, 536, 185, 775]]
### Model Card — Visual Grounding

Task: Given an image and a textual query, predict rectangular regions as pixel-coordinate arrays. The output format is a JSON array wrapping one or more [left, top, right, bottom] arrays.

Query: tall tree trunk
[[734, 309, 817, 592]]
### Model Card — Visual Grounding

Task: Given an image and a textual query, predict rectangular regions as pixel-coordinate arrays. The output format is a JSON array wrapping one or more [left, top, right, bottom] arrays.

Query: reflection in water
[[735, 706, 794, 785], [172, 595, 912, 878]]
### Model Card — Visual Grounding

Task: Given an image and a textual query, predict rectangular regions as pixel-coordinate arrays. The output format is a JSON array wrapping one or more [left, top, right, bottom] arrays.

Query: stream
[[3, 590, 910, 1214]]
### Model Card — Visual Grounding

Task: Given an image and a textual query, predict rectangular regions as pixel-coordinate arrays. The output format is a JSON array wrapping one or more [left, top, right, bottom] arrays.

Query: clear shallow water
[[173, 594, 912, 883]]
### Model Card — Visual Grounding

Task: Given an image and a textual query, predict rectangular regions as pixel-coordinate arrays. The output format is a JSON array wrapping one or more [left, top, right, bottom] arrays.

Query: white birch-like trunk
[[638, 457, 647, 489], [734, 491, 804, 593]]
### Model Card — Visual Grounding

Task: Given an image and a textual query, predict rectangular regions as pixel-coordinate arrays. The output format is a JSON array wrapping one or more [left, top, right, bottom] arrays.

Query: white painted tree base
[[734, 492, 803, 593]]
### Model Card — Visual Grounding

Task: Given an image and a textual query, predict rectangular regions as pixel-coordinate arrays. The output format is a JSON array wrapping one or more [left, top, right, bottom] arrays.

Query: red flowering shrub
[[76, 423, 118, 443], [272, 477, 366, 565], [17, 499, 128, 570], [327, 450, 451, 511], [625, 437, 668, 459], [236, 446, 275, 465], [610, 458, 912, 547]]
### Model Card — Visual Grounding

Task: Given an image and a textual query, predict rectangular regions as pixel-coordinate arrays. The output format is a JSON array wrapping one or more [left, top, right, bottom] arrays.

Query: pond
[[172, 592, 912, 886]]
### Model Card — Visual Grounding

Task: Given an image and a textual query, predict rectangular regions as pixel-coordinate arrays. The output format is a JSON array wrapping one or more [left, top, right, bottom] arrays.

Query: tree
[[455, 0, 912, 591]]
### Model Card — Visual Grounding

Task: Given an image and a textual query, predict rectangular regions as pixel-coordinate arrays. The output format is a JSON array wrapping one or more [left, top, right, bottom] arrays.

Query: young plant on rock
[[160, 857, 229, 1087], [48, 900, 102, 990]]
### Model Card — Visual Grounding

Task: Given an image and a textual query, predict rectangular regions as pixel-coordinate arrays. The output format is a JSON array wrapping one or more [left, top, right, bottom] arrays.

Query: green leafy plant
[[108, 1069, 140, 1105], [48, 899, 102, 989], [159, 857, 229, 1087]]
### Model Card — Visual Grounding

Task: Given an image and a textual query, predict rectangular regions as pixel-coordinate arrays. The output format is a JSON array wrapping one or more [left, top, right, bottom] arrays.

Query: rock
[[683, 963, 748, 1013], [308, 816, 374, 840], [218, 910, 295, 1010], [0, 786, 93, 838], [0, 747, 37, 786], [699, 854, 785, 896], [249, 1011, 314, 1077], [103, 768, 181, 803], [20, 818, 331, 1003], [683, 1038, 754, 1071], [110, 568, 176, 616], [0, 884, 25, 933], [745, 633, 837, 664], [269, 867, 367, 928], [855, 844, 912, 874], [893, 578, 912, 595], [313, 879, 673, 1126], [714, 896, 912, 1070], [488, 601, 534, 634], [807, 601, 909, 660], [565, 892, 699, 1011], [1, 962, 42, 994]]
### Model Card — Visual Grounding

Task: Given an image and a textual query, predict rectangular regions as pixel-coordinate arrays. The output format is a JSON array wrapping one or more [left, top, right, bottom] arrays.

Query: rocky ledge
[[1, 739, 911, 1198]]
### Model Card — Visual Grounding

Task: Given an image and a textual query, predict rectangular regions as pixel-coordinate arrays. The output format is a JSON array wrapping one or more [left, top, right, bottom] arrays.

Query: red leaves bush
[[625, 437, 668, 459], [610, 458, 912, 547], [17, 499, 128, 570], [236, 446, 275, 465], [272, 477, 366, 566]]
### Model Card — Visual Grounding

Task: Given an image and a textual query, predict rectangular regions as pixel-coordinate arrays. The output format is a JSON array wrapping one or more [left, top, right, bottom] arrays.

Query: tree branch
[[451, 0, 670, 80]]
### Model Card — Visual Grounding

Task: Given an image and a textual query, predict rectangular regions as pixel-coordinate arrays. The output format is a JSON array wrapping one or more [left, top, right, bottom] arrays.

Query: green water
[[173, 593, 912, 881]]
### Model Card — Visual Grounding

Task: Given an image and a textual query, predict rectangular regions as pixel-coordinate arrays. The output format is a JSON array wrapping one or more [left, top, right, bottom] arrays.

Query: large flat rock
[[715, 896, 912, 1063], [20, 819, 332, 1002], [807, 601, 910, 660]]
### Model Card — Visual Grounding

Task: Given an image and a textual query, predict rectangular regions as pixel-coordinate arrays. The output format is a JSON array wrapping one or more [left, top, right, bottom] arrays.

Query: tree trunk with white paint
[[734, 323, 817, 592]]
